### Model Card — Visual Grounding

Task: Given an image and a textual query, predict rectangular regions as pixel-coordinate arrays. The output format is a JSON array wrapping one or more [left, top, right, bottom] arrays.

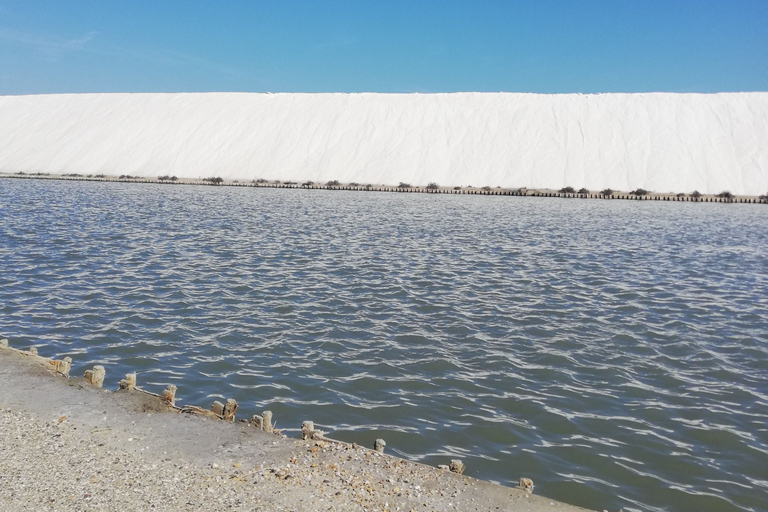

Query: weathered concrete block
[[374, 438, 386, 453], [29, 347, 38, 355], [0, 338, 8, 348]]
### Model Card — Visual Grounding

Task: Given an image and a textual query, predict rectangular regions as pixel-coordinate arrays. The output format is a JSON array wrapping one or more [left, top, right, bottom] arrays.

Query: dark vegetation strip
[[2, 172, 766, 204]]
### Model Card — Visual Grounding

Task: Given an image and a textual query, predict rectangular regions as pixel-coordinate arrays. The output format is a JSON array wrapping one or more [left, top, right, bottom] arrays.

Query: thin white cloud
[[0, 27, 97, 60], [0, 26, 242, 78]]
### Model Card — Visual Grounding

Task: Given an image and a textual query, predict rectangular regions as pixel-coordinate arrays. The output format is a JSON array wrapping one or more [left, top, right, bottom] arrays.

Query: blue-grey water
[[1, 178, 767, 512]]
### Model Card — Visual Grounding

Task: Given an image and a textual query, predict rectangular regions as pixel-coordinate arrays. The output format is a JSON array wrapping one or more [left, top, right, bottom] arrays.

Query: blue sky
[[0, 1, 766, 94]]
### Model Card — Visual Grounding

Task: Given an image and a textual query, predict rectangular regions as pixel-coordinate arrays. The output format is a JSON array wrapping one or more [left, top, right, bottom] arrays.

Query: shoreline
[[0, 340, 594, 511], [2, 172, 766, 204]]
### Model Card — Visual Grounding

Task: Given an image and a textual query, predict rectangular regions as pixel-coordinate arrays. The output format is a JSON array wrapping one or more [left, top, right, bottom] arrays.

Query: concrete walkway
[[0, 346, 593, 511]]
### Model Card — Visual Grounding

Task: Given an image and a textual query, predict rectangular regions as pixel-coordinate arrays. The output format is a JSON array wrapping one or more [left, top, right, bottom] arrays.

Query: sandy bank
[[0, 347, 593, 511]]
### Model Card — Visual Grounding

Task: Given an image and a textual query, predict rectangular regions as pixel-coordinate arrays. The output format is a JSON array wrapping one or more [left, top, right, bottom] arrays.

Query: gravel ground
[[0, 347, 592, 512]]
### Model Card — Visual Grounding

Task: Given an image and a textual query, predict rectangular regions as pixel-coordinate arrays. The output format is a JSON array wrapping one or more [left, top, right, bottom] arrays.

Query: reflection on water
[[1, 179, 767, 512]]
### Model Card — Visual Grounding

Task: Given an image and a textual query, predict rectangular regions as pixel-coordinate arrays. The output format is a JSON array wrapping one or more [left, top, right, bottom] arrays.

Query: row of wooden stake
[[0, 338, 497, 483]]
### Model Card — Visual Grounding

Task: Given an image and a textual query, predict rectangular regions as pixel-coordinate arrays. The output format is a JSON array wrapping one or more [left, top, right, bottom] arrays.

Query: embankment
[[0, 340, 592, 511], [1, 92, 767, 195]]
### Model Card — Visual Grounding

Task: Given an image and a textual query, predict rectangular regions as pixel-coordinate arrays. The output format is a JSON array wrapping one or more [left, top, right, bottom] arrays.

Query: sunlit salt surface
[[1, 179, 767, 512]]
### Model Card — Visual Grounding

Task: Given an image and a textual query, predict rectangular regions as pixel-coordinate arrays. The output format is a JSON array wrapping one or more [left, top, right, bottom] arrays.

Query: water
[[1, 178, 767, 512]]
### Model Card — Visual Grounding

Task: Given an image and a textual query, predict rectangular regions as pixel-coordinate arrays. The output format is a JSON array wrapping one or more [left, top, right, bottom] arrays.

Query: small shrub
[[326, 180, 340, 187], [559, 186, 576, 194], [302, 181, 314, 186], [717, 191, 733, 199], [255, 178, 267, 183], [398, 182, 411, 188], [629, 188, 649, 196], [171, 176, 178, 181], [284, 181, 297, 185], [453, 186, 462, 190], [349, 182, 359, 187], [481, 186, 492, 191], [158, 175, 171, 181], [204, 176, 224, 185], [691, 190, 702, 198], [426, 182, 439, 190], [95, 174, 106, 178], [600, 188, 613, 196], [578, 188, 589, 194]]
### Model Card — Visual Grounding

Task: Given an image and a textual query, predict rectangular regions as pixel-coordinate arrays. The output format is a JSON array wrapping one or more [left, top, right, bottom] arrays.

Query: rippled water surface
[[2, 179, 767, 511]]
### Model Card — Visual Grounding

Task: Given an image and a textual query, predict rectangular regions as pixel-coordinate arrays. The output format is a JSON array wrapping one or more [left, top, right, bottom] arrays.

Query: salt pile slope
[[1, 92, 767, 195]]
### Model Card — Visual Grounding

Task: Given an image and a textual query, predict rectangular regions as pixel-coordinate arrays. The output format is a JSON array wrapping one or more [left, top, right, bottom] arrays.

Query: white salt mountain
[[1, 92, 766, 195]]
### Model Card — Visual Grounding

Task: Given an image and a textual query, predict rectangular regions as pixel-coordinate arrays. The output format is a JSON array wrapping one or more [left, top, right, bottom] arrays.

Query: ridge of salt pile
[[1, 92, 767, 195]]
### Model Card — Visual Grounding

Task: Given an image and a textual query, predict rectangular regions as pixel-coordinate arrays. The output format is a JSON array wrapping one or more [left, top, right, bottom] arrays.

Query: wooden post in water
[[52, 357, 71, 377], [84, 365, 106, 387], [92, 365, 106, 387], [374, 438, 386, 453], [119, 373, 136, 390], [223, 398, 238, 422], [160, 384, 177, 406], [301, 420, 315, 440], [262, 410, 274, 433], [519, 478, 535, 493], [449, 459, 466, 475], [211, 400, 225, 417]]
